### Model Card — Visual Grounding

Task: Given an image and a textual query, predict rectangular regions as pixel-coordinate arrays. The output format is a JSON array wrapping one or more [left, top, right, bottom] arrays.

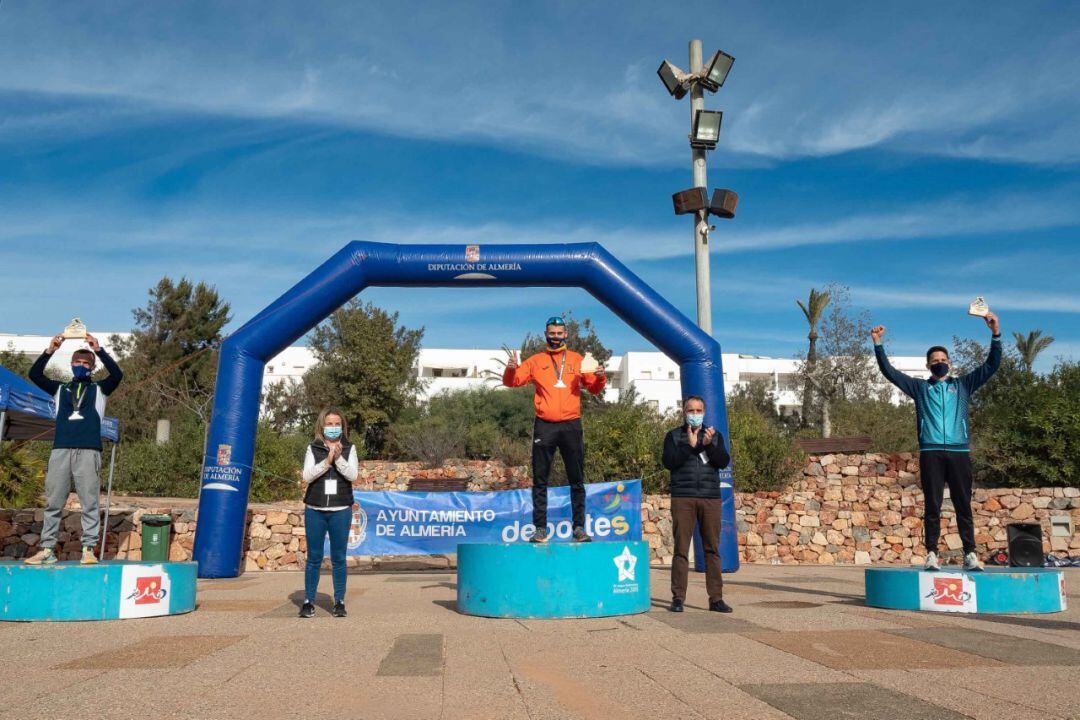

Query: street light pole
[[689, 39, 711, 335]]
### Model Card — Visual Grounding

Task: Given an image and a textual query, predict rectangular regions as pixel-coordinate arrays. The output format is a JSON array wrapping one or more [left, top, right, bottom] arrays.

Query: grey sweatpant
[[41, 448, 102, 549]]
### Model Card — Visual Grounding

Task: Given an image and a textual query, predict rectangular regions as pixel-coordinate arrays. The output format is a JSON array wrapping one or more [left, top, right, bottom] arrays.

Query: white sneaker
[[963, 552, 983, 572], [81, 547, 99, 565], [923, 552, 941, 571]]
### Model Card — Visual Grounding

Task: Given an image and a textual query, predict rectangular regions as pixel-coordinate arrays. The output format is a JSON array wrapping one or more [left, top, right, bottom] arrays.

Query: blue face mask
[[546, 336, 565, 349], [71, 365, 92, 380], [686, 413, 704, 428], [323, 426, 342, 440]]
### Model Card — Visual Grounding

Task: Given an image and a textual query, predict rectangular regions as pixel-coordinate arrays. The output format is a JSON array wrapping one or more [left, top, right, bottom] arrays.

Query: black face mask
[[930, 362, 949, 378]]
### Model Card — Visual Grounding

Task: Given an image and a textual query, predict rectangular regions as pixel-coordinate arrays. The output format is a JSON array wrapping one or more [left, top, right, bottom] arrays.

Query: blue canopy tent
[[0, 364, 121, 555]]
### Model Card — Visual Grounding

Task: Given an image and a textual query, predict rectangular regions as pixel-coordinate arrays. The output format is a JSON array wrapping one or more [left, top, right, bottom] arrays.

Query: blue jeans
[[304, 507, 351, 603]]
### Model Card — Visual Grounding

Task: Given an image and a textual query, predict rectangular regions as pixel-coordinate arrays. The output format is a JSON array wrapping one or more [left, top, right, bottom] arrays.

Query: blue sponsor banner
[[342, 479, 641, 556]]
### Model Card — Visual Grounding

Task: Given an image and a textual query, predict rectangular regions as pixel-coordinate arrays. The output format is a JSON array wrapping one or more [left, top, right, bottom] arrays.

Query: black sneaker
[[572, 526, 592, 542], [298, 601, 316, 618], [530, 528, 549, 544], [332, 602, 347, 618], [669, 598, 684, 613], [708, 599, 733, 614]]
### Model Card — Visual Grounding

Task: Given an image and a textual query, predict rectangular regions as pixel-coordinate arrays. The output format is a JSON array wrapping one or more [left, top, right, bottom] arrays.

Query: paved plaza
[[2, 564, 1078, 719]]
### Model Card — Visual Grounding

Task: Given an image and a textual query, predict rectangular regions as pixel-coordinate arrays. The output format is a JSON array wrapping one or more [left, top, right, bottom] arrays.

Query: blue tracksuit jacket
[[874, 338, 1001, 452]]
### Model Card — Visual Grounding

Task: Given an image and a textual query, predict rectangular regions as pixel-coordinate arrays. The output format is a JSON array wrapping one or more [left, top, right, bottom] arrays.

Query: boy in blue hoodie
[[24, 332, 123, 565], [871, 313, 1000, 571]]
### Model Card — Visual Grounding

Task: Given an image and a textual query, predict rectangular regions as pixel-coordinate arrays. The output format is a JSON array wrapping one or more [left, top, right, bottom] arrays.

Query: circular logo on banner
[[348, 504, 368, 549]]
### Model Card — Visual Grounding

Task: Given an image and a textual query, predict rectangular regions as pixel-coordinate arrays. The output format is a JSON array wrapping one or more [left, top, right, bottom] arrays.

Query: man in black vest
[[25, 332, 122, 565], [662, 395, 731, 613]]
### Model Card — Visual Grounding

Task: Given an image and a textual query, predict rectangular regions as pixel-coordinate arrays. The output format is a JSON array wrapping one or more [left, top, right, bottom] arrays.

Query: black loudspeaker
[[1006, 522, 1044, 567]]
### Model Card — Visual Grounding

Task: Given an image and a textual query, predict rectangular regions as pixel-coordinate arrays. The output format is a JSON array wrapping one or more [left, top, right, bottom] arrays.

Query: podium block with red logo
[[0, 560, 197, 622], [864, 566, 1066, 614]]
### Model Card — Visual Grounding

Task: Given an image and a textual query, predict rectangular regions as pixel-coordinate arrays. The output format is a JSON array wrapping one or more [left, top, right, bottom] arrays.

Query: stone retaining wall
[[731, 453, 1080, 566], [359, 459, 530, 492], [2, 454, 1077, 569]]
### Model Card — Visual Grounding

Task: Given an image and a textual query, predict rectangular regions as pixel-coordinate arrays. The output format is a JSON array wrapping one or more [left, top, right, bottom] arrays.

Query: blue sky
[[1, 2, 1078, 368]]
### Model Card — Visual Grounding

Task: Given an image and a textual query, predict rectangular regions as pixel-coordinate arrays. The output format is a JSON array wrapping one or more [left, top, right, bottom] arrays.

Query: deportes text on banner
[[341, 479, 642, 556]]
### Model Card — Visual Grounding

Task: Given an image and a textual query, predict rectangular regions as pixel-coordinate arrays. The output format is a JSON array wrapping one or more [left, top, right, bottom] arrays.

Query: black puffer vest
[[666, 427, 726, 499], [303, 439, 356, 507]]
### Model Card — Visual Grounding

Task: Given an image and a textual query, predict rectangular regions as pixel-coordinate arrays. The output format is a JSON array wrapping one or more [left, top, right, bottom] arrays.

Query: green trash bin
[[141, 514, 173, 562]]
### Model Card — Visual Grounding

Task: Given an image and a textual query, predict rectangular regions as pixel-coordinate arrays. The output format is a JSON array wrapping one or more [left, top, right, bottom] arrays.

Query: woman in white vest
[[299, 409, 359, 618]]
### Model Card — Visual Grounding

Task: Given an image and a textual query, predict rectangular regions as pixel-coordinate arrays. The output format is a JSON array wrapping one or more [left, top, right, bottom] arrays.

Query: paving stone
[[890, 627, 1080, 666], [57, 634, 245, 670], [746, 630, 1004, 670], [741, 681, 967, 720], [646, 607, 763, 634], [377, 633, 444, 676]]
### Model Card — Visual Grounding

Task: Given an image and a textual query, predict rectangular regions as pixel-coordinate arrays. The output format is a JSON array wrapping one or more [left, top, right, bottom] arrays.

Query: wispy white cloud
[[3, 182, 1078, 272], [1, 4, 1078, 166], [848, 286, 1080, 315]]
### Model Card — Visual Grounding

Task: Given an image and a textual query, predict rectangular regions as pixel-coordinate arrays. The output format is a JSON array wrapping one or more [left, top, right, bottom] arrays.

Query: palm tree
[[1013, 329, 1054, 372], [796, 288, 831, 425]]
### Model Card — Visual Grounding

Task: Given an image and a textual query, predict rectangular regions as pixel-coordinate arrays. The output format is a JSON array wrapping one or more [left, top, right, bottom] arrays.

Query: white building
[[3, 332, 929, 416]]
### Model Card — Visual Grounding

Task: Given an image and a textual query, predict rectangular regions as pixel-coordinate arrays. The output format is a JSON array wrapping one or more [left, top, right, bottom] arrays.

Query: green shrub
[[392, 416, 465, 468], [113, 418, 205, 497], [727, 398, 804, 492], [113, 418, 310, 500], [250, 425, 311, 502], [829, 399, 919, 453], [972, 361, 1079, 488], [582, 391, 668, 493], [0, 443, 46, 508]]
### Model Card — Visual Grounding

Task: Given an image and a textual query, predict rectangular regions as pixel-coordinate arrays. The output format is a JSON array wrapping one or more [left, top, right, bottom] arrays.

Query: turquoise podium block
[[1, 560, 198, 622], [865, 566, 1067, 614], [457, 541, 651, 618]]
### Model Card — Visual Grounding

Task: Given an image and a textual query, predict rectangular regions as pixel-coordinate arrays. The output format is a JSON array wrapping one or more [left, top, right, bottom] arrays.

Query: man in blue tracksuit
[[871, 313, 1001, 571]]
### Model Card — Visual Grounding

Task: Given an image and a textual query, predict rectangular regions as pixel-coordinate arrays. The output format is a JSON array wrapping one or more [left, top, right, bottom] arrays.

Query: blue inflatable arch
[[193, 242, 738, 578]]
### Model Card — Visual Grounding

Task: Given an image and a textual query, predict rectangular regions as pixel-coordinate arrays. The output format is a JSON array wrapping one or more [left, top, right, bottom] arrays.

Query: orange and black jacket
[[502, 347, 606, 422]]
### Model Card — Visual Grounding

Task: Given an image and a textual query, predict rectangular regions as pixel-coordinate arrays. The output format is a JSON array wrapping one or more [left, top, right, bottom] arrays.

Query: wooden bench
[[795, 436, 873, 454], [406, 478, 470, 492]]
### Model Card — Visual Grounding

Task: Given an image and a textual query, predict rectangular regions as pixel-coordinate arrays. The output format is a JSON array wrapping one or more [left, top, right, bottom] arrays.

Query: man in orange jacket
[[503, 316, 607, 543]]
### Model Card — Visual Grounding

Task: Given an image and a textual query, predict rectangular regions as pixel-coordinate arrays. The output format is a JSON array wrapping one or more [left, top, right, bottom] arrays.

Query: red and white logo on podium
[[918, 572, 977, 613], [119, 565, 172, 618]]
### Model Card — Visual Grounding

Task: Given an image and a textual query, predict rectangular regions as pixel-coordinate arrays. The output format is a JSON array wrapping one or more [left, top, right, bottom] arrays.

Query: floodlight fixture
[[709, 189, 739, 219], [672, 187, 709, 216], [657, 60, 690, 99], [699, 50, 735, 92], [690, 110, 723, 149]]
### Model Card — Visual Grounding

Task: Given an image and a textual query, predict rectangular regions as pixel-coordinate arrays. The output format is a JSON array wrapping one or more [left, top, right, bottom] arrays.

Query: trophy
[[968, 297, 990, 318], [580, 352, 600, 374], [63, 318, 88, 339]]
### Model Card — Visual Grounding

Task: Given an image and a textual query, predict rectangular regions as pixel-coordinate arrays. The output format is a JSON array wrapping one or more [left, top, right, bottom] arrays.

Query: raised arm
[[582, 368, 606, 395], [502, 352, 533, 388], [301, 446, 330, 483], [334, 445, 359, 482], [94, 348, 124, 396], [661, 429, 696, 471], [703, 431, 731, 469], [871, 326, 918, 399], [28, 334, 63, 395], [961, 312, 1002, 393]]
